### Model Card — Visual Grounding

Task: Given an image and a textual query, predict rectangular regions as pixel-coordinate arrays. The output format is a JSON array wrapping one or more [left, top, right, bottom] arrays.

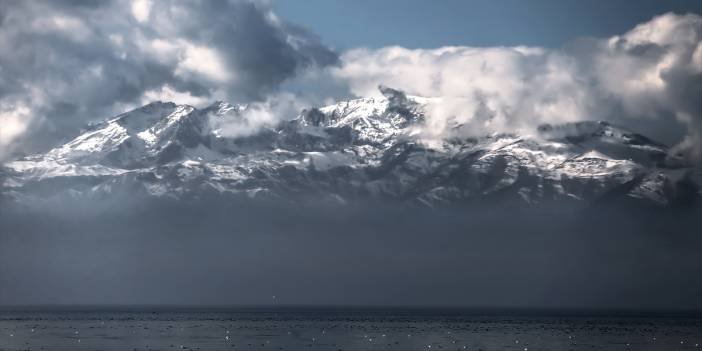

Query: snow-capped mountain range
[[2, 87, 699, 208]]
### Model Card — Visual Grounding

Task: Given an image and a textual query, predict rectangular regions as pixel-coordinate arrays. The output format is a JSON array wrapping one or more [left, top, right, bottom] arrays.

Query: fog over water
[[1, 198, 701, 310]]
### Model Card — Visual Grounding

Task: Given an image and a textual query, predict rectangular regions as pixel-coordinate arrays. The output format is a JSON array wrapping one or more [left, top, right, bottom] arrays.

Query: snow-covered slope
[[2, 88, 698, 208]]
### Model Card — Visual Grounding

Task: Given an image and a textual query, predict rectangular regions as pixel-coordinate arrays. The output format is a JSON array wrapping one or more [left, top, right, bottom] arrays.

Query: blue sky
[[273, 0, 702, 49]]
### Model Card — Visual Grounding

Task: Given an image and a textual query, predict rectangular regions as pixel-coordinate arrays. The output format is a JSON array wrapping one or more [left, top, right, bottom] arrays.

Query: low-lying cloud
[[209, 92, 309, 139]]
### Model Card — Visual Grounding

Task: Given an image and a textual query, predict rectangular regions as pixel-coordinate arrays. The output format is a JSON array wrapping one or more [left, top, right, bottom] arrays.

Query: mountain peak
[[538, 120, 665, 148], [379, 84, 408, 102]]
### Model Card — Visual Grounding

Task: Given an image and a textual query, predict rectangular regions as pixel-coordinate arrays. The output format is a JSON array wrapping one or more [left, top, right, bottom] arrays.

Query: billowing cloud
[[594, 13, 702, 161], [1, 5, 700, 165], [328, 13, 702, 162], [0, 102, 31, 153], [0, 0, 337, 159], [332, 46, 589, 140]]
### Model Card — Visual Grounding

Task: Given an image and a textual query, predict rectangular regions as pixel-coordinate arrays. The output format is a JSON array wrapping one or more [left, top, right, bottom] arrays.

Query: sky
[[273, 0, 702, 49]]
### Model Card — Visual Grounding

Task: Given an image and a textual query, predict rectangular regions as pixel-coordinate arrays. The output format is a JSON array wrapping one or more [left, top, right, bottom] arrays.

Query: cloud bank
[[329, 13, 702, 161], [0, 0, 336, 158]]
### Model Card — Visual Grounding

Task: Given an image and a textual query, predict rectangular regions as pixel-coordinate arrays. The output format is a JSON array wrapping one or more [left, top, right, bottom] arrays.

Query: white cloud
[[692, 41, 702, 72], [0, 103, 31, 160], [328, 13, 702, 161], [131, 0, 152, 23], [176, 41, 234, 84], [210, 93, 307, 139], [140, 37, 236, 83], [141, 85, 211, 107], [331, 46, 589, 141]]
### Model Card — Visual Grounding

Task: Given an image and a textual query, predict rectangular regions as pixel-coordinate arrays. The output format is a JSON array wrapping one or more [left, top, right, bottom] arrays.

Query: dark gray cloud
[[0, 0, 337, 158]]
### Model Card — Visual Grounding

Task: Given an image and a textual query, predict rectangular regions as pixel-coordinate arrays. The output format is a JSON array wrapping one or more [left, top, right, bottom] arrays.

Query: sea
[[0, 307, 701, 350]]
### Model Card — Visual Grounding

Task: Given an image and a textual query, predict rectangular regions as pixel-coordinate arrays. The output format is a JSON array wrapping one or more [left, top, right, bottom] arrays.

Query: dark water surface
[[1, 308, 701, 350]]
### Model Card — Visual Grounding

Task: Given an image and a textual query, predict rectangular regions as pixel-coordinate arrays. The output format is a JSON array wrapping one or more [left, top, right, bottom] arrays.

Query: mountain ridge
[[2, 90, 699, 209]]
